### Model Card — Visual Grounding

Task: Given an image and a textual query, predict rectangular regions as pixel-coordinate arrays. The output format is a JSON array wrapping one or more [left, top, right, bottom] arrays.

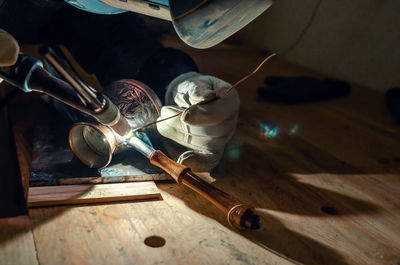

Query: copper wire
[[219, 53, 276, 98], [132, 53, 277, 132]]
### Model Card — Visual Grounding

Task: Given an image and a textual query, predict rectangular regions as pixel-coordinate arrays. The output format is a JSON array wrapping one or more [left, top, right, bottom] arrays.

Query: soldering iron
[[0, 50, 260, 230]]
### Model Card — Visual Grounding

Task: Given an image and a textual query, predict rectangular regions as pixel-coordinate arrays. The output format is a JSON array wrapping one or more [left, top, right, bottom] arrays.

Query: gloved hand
[[157, 72, 240, 172], [0, 29, 19, 67]]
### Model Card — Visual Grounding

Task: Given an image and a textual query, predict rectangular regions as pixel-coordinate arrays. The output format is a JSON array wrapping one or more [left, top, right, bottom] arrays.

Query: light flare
[[256, 121, 299, 139]]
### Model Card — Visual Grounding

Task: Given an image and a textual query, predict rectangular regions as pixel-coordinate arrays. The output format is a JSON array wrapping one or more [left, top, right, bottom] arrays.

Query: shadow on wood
[[245, 211, 350, 265]]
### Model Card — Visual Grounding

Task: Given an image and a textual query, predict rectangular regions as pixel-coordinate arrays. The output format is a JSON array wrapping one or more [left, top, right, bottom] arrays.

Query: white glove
[[157, 72, 240, 171], [0, 29, 19, 67]]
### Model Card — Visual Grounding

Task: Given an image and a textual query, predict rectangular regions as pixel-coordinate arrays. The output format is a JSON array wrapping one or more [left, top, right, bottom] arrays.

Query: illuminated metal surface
[[69, 123, 157, 168], [127, 132, 155, 159]]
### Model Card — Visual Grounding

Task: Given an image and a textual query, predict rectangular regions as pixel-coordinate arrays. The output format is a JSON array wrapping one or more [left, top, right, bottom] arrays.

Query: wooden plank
[[158, 141, 400, 265], [155, 42, 400, 264], [3, 42, 399, 265], [29, 200, 293, 265], [28, 182, 161, 207], [0, 216, 39, 265]]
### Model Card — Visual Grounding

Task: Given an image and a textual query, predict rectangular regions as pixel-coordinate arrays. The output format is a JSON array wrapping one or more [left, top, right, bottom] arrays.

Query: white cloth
[[0, 29, 19, 67], [157, 72, 240, 171]]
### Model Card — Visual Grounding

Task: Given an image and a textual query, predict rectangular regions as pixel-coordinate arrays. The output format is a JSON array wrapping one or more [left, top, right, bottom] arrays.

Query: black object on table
[[258, 76, 351, 104], [386, 87, 400, 123]]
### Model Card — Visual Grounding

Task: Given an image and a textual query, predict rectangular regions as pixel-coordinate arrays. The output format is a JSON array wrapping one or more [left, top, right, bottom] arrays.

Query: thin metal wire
[[132, 53, 277, 132], [219, 53, 276, 98]]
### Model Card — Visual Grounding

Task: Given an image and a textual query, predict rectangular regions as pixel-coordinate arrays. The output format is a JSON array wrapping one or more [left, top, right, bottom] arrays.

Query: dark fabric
[[258, 76, 351, 104], [0, 0, 198, 100]]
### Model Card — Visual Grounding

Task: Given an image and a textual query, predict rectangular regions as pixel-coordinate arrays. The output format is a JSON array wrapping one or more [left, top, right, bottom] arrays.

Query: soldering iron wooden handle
[[149, 150, 260, 230], [149, 150, 189, 183]]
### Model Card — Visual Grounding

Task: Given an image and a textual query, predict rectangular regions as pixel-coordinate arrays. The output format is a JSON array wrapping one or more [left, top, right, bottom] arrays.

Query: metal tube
[[40, 47, 104, 111], [127, 136, 155, 158]]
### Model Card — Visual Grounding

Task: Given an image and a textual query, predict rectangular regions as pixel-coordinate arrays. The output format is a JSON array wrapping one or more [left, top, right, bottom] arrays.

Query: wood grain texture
[[28, 182, 161, 207], [157, 38, 400, 265], [29, 200, 293, 265], [0, 216, 39, 265]]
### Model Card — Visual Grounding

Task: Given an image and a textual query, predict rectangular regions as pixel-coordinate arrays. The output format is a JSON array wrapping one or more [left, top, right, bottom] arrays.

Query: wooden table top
[[0, 42, 399, 265]]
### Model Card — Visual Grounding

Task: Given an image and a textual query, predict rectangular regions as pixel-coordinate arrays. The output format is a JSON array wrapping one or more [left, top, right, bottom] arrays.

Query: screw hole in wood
[[321, 206, 338, 215], [144, 235, 166, 248]]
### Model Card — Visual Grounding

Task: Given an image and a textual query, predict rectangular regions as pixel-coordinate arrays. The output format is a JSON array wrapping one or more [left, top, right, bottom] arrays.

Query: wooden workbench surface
[[1, 42, 400, 265]]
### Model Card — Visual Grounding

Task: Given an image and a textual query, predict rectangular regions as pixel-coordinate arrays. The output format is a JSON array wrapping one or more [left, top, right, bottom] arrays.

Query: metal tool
[[0, 50, 131, 136], [69, 122, 260, 230], [1, 48, 260, 230], [65, 0, 273, 49]]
